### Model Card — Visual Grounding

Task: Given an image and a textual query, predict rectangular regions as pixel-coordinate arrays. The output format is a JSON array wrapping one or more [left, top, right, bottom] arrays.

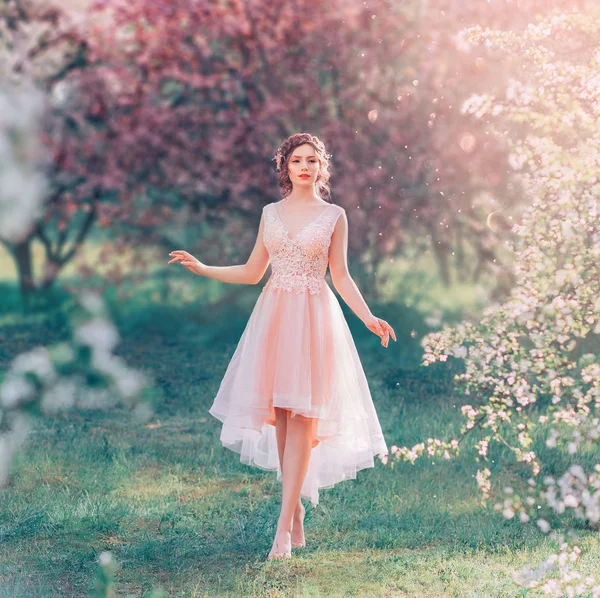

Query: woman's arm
[[328, 210, 373, 323], [328, 208, 396, 347], [168, 210, 270, 285]]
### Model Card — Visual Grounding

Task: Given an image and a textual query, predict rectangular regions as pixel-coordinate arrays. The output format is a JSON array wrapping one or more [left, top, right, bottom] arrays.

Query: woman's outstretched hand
[[364, 315, 396, 348], [168, 250, 206, 276]]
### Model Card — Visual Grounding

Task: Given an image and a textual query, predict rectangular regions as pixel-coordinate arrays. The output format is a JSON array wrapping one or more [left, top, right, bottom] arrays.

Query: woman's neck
[[285, 189, 323, 204]]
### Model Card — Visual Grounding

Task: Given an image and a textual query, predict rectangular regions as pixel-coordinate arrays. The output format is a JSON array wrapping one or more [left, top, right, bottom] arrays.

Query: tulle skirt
[[208, 279, 388, 507]]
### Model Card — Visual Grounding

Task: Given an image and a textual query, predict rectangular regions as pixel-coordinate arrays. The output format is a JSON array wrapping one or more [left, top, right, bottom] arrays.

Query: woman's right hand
[[168, 250, 206, 276]]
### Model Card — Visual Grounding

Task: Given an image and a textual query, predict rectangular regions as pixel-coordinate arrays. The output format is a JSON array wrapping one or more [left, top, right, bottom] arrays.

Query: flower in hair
[[272, 150, 284, 172]]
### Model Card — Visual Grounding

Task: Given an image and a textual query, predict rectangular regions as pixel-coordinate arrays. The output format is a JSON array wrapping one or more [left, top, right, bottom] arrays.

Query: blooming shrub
[[387, 7, 600, 595]]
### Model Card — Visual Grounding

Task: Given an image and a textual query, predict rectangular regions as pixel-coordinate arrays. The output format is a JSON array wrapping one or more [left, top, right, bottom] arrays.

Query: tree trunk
[[13, 239, 36, 298], [455, 222, 467, 283], [428, 224, 452, 287]]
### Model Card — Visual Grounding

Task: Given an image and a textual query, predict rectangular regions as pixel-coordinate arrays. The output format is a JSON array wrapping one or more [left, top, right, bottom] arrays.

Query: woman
[[168, 132, 396, 560]]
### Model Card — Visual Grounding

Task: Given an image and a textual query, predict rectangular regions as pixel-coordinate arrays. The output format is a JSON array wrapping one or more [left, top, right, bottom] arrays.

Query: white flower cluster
[[0, 292, 153, 488], [0, 82, 48, 243], [544, 462, 600, 522]]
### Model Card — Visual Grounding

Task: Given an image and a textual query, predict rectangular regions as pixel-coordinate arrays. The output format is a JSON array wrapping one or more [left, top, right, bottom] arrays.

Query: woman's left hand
[[364, 315, 396, 348]]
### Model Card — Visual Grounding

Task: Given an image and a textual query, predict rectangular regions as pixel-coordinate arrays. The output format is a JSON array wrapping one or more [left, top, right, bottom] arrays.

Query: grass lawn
[[1, 264, 599, 597]]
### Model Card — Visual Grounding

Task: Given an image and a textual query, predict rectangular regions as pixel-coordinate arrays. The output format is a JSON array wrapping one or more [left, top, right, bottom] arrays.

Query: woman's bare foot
[[291, 502, 306, 548], [267, 529, 292, 560]]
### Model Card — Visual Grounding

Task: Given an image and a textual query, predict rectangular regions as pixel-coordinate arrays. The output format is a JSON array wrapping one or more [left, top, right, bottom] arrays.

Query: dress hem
[[209, 405, 388, 507]]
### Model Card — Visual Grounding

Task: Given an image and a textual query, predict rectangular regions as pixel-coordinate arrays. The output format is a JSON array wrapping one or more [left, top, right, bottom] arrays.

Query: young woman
[[168, 132, 396, 560]]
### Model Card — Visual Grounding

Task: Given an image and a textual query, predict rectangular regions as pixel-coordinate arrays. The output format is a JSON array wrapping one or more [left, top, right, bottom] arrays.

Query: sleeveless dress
[[208, 201, 388, 507]]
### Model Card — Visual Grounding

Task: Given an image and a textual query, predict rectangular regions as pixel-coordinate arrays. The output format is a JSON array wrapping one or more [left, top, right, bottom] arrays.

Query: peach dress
[[209, 201, 388, 506]]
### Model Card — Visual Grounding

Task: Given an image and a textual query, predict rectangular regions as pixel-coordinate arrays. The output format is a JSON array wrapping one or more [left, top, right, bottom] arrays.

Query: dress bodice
[[262, 201, 344, 295]]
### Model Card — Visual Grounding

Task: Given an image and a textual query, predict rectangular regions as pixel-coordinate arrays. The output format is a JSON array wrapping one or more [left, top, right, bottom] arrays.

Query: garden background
[[1, 0, 599, 596]]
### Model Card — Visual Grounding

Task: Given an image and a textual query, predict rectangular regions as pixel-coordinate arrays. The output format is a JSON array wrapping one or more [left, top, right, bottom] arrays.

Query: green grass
[[1, 271, 599, 597]]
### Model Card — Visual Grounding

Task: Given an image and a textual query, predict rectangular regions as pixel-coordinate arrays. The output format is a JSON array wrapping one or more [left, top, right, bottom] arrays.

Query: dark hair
[[272, 133, 333, 201]]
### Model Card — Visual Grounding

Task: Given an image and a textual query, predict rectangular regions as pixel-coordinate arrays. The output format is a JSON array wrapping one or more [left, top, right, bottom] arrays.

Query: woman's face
[[287, 144, 320, 187]]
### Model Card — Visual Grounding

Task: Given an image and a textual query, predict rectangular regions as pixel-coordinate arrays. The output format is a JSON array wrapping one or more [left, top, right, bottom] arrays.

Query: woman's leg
[[269, 411, 314, 557], [274, 407, 304, 516], [274, 406, 288, 476]]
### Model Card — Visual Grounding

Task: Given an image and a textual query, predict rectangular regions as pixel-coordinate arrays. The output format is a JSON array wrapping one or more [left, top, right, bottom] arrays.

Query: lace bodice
[[262, 201, 344, 295]]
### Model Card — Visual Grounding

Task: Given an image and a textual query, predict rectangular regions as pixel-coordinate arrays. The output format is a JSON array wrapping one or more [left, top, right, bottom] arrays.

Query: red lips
[[299, 175, 310, 178]]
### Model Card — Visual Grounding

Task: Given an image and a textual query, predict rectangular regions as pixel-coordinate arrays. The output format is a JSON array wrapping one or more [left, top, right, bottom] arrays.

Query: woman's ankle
[[275, 526, 292, 536]]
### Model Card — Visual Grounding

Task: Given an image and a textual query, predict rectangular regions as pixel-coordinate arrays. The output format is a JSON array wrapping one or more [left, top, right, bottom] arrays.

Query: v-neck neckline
[[273, 201, 333, 241]]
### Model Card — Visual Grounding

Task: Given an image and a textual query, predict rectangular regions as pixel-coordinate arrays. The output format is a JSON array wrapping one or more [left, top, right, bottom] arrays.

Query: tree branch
[[59, 205, 97, 266]]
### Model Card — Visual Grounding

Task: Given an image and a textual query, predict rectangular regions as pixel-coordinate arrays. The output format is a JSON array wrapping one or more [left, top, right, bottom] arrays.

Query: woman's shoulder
[[263, 201, 282, 210], [327, 202, 345, 218]]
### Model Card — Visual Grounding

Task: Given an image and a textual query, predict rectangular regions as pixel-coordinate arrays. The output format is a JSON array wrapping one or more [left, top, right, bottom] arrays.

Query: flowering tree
[[386, 6, 600, 595], [0, 0, 95, 296], [0, 81, 154, 488], [2, 0, 585, 302], [79, 0, 522, 295], [1, 0, 523, 300]]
